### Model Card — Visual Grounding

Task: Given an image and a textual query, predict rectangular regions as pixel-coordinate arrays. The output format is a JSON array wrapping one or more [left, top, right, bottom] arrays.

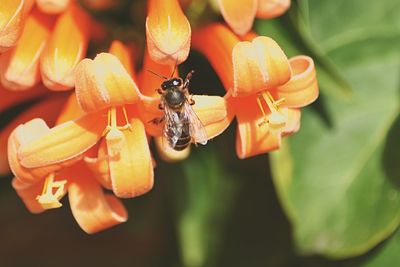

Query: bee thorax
[[165, 89, 185, 109]]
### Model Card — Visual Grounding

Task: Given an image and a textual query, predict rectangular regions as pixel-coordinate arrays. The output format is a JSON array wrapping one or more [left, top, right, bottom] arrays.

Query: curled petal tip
[[68, 166, 128, 234], [217, 0, 257, 36], [12, 178, 46, 214], [107, 119, 154, 198], [232, 36, 291, 96], [75, 53, 140, 113], [256, 0, 291, 19], [146, 0, 191, 65], [277, 55, 319, 108], [155, 136, 190, 162], [18, 112, 106, 168]]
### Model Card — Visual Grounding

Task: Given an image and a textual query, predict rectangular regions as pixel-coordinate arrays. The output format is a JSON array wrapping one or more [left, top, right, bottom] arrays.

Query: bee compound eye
[[173, 79, 181, 86]]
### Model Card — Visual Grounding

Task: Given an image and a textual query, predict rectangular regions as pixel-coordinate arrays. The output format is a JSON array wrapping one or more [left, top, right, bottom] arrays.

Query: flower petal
[[232, 36, 291, 96], [84, 139, 112, 189], [146, 0, 191, 65], [234, 95, 284, 158], [139, 48, 176, 97], [40, 3, 90, 90], [36, 0, 70, 14], [0, 9, 54, 90], [68, 163, 128, 234], [107, 118, 154, 198], [75, 53, 141, 113], [18, 111, 106, 168], [256, 0, 291, 19], [192, 23, 239, 91], [191, 95, 231, 139], [138, 95, 164, 136], [155, 136, 190, 162], [56, 92, 85, 124], [217, 0, 257, 36], [0, 95, 65, 175], [109, 40, 137, 82], [274, 55, 319, 108], [8, 118, 82, 184], [12, 177, 46, 214], [0, 0, 33, 52], [282, 108, 301, 136]]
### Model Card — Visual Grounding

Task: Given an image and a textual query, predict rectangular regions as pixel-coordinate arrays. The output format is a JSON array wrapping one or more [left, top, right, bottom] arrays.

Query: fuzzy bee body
[[151, 71, 208, 151]]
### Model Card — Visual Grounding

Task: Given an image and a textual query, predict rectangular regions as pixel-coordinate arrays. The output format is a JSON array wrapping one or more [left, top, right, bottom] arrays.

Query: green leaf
[[360, 229, 400, 267], [269, 0, 400, 259], [171, 146, 239, 267]]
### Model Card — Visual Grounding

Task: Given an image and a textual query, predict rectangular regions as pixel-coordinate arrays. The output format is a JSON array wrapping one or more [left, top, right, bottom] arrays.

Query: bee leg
[[183, 70, 195, 88], [149, 116, 165, 125], [155, 88, 163, 95], [189, 98, 195, 106], [158, 103, 164, 110]]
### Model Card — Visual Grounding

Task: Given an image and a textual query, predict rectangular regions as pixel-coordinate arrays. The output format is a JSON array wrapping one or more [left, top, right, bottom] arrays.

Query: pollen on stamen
[[103, 106, 132, 157], [36, 173, 67, 209], [257, 91, 286, 130]]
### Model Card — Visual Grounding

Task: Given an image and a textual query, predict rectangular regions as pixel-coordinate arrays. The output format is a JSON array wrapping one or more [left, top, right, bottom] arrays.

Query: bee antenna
[[147, 69, 168, 80], [170, 57, 179, 78]]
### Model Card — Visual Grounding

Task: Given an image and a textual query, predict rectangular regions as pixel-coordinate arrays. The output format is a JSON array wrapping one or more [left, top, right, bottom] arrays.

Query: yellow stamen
[[103, 106, 132, 136], [36, 173, 66, 209], [257, 91, 286, 128]]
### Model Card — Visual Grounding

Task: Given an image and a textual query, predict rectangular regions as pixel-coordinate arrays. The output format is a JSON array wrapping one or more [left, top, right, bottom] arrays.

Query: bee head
[[161, 78, 183, 90]]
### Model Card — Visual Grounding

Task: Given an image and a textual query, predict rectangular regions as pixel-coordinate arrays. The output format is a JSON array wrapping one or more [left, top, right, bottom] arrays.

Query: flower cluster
[[0, 0, 318, 233]]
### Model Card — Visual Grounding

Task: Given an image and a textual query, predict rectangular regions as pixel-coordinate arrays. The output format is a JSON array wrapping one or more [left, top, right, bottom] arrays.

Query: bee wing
[[163, 99, 183, 148], [182, 100, 208, 145]]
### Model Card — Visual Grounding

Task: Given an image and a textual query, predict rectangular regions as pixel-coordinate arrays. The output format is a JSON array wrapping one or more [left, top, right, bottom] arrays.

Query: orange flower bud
[[217, 0, 257, 36], [0, 9, 54, 90], [146, 0, 191, 65], [40, 3, 91, 90]]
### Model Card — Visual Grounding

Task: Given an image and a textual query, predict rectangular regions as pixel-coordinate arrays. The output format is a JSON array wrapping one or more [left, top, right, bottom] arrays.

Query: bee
[[150, 70, 208, 151]]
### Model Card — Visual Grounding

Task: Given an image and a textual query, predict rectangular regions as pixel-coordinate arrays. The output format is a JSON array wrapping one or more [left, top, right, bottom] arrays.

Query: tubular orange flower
[[0, 8, 54, 90], [146, 0, 191, 65], [193, 23, 318, 158], [8, 93, 129, 233], [40, 3, 91, 91]]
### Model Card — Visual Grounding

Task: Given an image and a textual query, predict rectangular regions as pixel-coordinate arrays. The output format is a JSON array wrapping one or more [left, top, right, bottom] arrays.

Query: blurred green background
[[1, 0, 400, 266]]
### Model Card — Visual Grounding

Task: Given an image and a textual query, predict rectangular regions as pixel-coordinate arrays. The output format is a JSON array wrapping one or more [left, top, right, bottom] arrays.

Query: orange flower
[[8, 39, 230, 232], [216, 0, 291, 35], [9, 97, 128, 233], [192, 23, 318, 158], [146, 0, 191, 65], [0, 2, 92, 91], [1, 0, 313, 234]]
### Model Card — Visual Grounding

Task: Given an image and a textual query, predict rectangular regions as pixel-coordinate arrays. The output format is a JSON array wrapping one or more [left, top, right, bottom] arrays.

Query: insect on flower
[[149, 69, 208, 151]]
